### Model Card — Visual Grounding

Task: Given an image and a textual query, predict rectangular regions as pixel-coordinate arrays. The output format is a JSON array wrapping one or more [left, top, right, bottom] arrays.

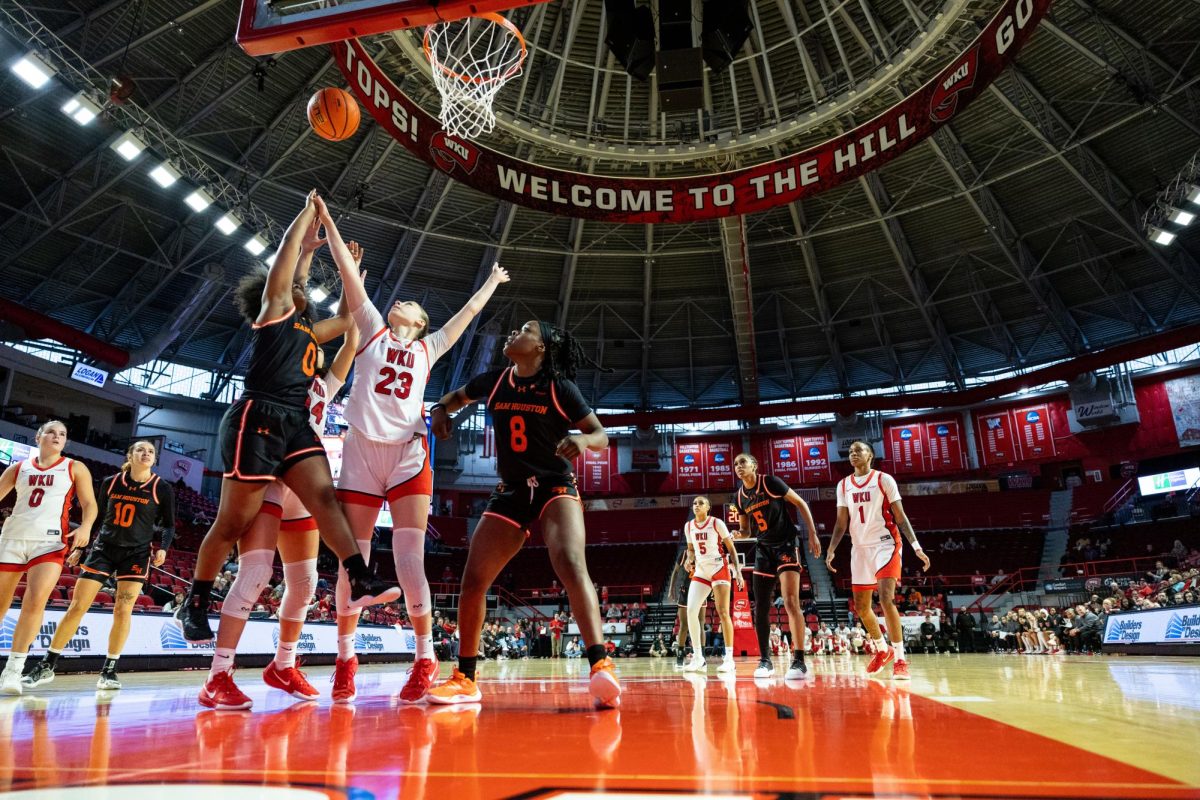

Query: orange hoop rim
[[423, 12, 527, 87]]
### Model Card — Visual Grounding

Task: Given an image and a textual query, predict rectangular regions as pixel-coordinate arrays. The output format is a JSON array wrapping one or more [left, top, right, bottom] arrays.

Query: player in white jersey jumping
[[825, 441, 929, 680], [195, 270, 360, 710], [682, 496, 744, 674], [318, 198, 510, 703], [0, 420, 97, 694]]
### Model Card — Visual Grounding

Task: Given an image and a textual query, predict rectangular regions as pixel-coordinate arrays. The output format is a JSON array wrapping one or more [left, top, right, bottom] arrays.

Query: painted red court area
[[3, 658, 1196, 800]]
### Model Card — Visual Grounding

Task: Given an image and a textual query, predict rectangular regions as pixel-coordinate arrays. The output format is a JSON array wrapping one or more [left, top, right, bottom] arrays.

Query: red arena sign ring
[[334, 0, 1051, 224]]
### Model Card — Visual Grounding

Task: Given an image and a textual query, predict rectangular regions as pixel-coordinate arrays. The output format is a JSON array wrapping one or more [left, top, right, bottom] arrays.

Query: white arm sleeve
[[422, 328, 452, 365], [351, 301, 385, 341]]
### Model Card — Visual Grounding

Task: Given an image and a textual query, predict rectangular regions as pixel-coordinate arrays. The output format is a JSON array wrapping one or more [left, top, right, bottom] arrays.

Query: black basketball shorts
[[220, 397, 324, 482]]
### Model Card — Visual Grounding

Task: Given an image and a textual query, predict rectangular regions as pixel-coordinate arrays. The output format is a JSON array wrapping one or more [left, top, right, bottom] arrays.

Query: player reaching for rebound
[[0, 420, 97, 695], [192, 271, 359, 710], [732, 453, 821, 680], [682, 496, 744, 673], [24, 440, 174, 691], [825, 441, 929, 680], [426, 320, 620, 709], [177, 192, 397, 650], [318, 198, 510, 703]]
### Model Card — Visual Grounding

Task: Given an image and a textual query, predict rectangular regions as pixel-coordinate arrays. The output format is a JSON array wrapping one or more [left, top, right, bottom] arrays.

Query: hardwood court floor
[[2, 652, 1198, 799]]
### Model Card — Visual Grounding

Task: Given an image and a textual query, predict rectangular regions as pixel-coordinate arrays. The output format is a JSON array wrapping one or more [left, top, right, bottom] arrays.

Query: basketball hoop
[[423, 12, 526, 140]]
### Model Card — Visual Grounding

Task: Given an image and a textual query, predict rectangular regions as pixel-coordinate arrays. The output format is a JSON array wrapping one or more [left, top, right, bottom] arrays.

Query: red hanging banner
[[676, 441, 704, 490], [579, 447, 612, 493], [704, 440, 735, 487], [769, 436, 801, 484], [976, 410, 1017, 466], [333, 0, 1052, 224], [924, 419, 964, 472], [799, 434, 832, 484], [1014, 403, 1056, 460], [886, 423, 928, 475]]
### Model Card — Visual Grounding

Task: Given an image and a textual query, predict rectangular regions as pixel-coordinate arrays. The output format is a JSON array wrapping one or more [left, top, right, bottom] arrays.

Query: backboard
[[236, 0, 551, 56]]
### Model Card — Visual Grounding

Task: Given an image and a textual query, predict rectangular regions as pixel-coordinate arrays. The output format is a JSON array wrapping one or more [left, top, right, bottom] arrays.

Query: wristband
[[912, 540, 923, 552], [429, 402, 447, 414]]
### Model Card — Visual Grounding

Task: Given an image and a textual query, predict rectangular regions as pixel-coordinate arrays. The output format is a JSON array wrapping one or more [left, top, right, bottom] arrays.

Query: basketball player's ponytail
[[536, 321, 611, 385], [235, 267, 269, 324]]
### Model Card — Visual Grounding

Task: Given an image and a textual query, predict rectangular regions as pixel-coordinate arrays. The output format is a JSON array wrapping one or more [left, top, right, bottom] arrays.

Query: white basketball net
[[424, 13, 526, 140]]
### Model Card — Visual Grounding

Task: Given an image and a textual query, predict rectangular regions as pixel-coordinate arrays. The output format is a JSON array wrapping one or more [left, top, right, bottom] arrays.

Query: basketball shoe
[[198, 670, 253, 710], [589, 657, 621, 709], [891, 659, 910, 681], [177, 596, 213, 643], [865, 646, 895, 675], [331, 656, 358, 704], [399, 657, 439, 703], [753, 658, 774, 678], [263, 661, 320, 700], [0, 663, 23, 696], [717, 655, 735, 673], [428, 668, 483, 705], [96, 666, 122, 691], [345, 575, 402, 610], [785, 654, 809, 680], [683, 655, 707, 673], [21, 660, 55, 689]]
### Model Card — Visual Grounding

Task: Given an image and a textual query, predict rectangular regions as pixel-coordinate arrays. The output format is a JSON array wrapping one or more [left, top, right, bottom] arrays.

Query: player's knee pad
[[223, 549, 275, 620], [335, 539, 374, 618], [391, 527, 431, 618], [279, 558, 317, 622]]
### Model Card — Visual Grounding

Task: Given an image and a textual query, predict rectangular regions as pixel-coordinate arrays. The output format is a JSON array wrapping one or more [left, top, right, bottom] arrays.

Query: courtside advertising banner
[[1103, 607, 1200, 646], [2, 609, 415, 658], [334, 0, 1051, 223]]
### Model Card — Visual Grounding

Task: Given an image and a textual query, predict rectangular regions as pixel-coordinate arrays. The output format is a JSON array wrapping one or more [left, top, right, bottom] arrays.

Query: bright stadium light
[[1186, 184, 1200, 206], [244, 233, 269, 256], [11, 52, 55, 88], [110, 130, 147, 161], [184, 187, 214, 212], [61, 92, 101, 125], [148, 160, 181, 188], [215, 211, 242, 235], [328, 299, 340, 313], [1167, 207, 1196, 227], [1149, 226, 1177, 246], [310, 286, 329, 303]]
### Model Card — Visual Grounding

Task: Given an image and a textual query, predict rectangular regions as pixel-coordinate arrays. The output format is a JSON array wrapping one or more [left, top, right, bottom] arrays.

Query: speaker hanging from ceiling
[[604, 0, 656, 82], [702, 0, 753, 72], [656, 0, 704, 111]]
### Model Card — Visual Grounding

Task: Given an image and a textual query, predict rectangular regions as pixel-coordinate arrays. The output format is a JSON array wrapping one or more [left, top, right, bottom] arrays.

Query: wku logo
[[929, 44, 980, 122], [430, 131, 481, 175]]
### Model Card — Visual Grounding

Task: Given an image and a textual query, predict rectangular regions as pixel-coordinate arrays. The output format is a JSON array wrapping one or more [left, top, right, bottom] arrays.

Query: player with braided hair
[[426, 320, 620, 709]]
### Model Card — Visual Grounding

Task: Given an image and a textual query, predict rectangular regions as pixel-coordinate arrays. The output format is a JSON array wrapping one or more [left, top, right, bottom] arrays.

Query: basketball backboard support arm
[[237, 0, 551, 56]]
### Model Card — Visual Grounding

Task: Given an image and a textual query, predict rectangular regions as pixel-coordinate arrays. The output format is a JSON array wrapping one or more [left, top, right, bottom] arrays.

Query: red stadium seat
[[95, 592, 114, 604]]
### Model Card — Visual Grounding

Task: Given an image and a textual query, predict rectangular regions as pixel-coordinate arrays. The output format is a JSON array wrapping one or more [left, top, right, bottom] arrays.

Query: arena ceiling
[[1, 0, 1199, 412]]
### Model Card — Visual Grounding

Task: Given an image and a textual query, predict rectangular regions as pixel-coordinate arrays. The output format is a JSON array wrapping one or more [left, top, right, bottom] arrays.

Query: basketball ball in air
[[307, 87, 360, 142]]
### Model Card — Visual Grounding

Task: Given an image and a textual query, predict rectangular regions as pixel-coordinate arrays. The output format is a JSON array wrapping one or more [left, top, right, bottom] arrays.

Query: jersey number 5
[[752, 510, 768, 532], [374, 367, 413, 399]]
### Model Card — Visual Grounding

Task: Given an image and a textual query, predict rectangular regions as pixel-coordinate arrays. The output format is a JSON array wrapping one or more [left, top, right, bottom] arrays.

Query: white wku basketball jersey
[[685, 517, 726, 572], [1, 456, 76, 542], [305, 373, 345, 436], [836, 469, 902, 547], [344, 302, 449, 441]]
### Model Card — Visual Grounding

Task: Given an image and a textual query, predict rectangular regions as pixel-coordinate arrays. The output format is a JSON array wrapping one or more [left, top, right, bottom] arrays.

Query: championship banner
[[769, 435, 801, 483], [575, 446, 613, 493], [886, 423, 927, 475], [799, 434, 831, 484], [1014, 403, 1055, 460], [924, 419, 964, 472], [976, 410, 1017, 466], [333, 0, 1050, 224], [704, 440, 735, 486], [675, 441, 704, 490]]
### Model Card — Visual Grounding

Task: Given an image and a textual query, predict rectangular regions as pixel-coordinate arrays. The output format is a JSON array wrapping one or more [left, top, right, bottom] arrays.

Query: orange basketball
[[307, 87, 360, 142]]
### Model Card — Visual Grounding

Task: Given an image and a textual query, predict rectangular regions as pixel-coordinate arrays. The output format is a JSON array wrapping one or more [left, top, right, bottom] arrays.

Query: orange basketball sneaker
[[589, 657, 621, 709], [331, 656, 358, 704], [399, 657, 439, 703], [865, 645, 895, 675], [428, 668, 483, 705]]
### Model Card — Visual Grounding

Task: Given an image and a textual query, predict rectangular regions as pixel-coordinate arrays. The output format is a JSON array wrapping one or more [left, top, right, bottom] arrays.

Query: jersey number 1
[[857, 505, 866, 525]]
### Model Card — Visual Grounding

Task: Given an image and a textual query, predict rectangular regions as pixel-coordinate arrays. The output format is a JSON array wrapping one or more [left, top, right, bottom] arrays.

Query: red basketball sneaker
[[589, 657, 621, 709], [865, 646, 895, 675], [891, 659, 911, 681], [399, 657, 439, 704], [331, 656, 358, 704], [263, 661, 320, 700], [198, 670, 253, 710]]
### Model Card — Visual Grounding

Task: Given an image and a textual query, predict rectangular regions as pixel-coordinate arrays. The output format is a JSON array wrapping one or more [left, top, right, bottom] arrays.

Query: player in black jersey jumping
[[427, 320, 620, 709], [23, 440, 174, 690], [178, 192, 397, 658], [731, 452, 821, 680]]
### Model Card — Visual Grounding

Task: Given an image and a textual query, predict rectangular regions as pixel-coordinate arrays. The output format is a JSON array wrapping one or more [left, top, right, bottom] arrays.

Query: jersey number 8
[[510, 415, 527, 452]]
